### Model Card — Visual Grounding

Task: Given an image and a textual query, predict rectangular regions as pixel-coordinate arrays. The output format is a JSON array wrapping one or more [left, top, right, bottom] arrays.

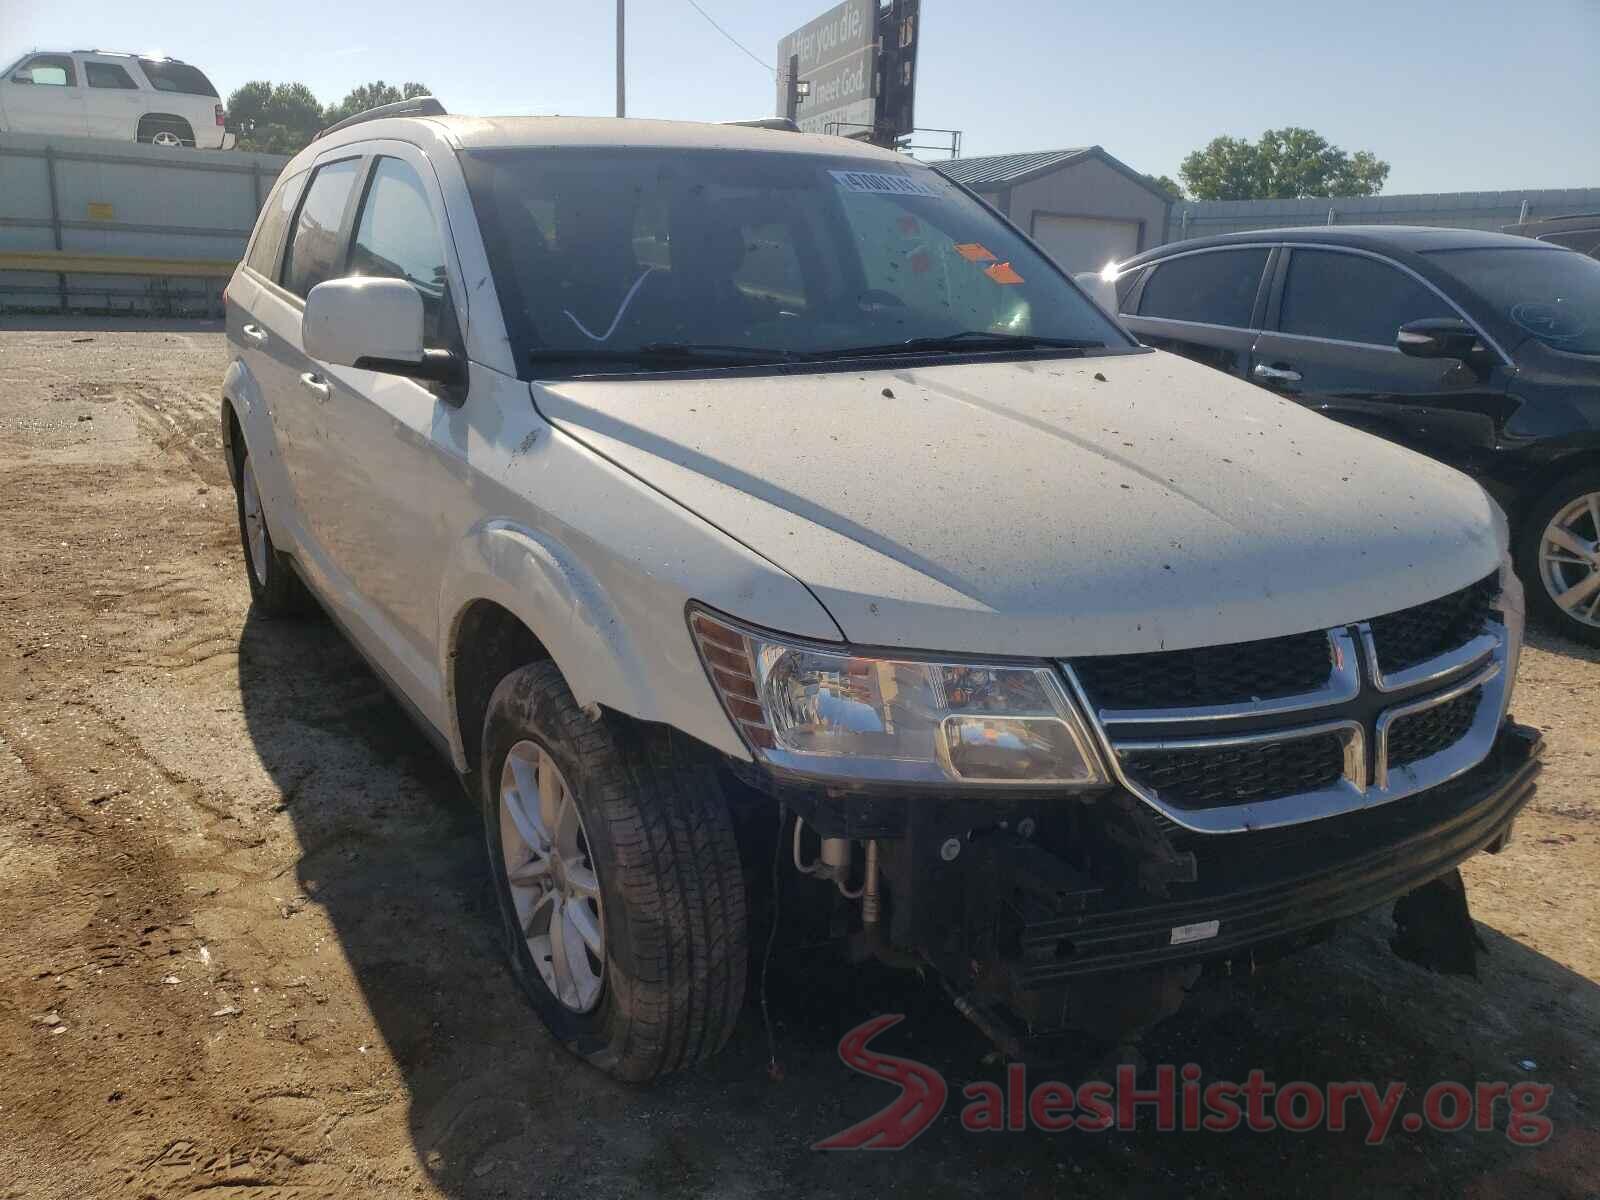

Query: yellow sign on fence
[[86, 202, 115, 221]]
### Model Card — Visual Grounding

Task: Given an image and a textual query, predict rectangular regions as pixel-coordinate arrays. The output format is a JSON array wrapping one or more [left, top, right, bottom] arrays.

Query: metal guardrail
[[0, 134, 284, 312]]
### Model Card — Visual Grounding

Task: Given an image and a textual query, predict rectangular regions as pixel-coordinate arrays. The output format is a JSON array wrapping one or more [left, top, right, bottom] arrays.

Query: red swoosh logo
[[813, 1014, 948, 1150]]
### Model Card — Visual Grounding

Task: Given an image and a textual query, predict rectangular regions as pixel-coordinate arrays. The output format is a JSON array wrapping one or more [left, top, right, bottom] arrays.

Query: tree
[[1178, 127, 1390, 200], [227, 80, 324, 155], [1143, 173, 1184, 200], [322, 81, 432, 127]]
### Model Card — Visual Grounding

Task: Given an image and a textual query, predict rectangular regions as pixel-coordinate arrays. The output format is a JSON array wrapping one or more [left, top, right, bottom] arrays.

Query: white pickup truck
[[221, 100, 1543, 1080], [0, 50, 232, 148]]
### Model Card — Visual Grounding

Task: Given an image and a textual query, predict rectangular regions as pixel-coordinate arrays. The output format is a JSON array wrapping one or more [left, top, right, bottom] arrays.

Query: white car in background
[[0, 50, 233, 149]]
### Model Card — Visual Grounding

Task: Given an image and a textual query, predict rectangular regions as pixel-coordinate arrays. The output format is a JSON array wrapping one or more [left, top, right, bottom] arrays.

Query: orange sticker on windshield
[[984, 261, 1024, 285], [955, 243, 997, 263]]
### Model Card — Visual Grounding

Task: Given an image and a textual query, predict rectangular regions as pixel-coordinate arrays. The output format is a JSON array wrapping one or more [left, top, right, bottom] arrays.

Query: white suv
[[222, 101, 1543, 1080], [0, 50, 233, 148]]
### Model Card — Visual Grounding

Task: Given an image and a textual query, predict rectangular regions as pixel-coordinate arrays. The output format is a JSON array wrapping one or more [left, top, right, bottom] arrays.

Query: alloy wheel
[[1538, 490, 1600, 629], [498, 741, 606, 1013], [151, 130, 182, 147]]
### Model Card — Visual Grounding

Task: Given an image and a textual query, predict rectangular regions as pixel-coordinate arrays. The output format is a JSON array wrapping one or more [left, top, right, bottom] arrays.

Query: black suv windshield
[[1423, 246, 1600, 356], [459, 147, 1127, 375]]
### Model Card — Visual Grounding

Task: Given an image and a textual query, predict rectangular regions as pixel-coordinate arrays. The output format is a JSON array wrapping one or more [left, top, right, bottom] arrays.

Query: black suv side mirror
[[1397, 318, 1483, 363]]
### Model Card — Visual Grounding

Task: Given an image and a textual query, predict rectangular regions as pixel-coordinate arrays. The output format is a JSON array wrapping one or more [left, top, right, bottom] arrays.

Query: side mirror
[[1073, 270, 1121, 315], [303, 277, 464, 386], [10, 70, 34, 84], [1396, 318, 1482, 362]]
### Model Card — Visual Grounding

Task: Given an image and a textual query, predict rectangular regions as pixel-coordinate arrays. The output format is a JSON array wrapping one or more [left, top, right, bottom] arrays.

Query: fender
[[438, 517, 734, 770], [221, 355, 296, 552]]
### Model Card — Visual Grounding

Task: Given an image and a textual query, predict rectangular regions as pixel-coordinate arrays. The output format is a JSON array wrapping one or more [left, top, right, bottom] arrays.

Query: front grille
[[1071, 630, 1332, 711], [1120, 733, 1347, 810], [1368, 573, 1498, 675], [1388, 687, 1483, 769]]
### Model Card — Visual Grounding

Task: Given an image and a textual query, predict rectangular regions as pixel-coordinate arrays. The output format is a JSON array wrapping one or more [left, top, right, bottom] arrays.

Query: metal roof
[[938, 148, 1092, 188]]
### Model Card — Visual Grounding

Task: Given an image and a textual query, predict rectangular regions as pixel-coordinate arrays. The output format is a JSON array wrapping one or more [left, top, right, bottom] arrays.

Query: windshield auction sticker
[[829, 170, 943, 198]]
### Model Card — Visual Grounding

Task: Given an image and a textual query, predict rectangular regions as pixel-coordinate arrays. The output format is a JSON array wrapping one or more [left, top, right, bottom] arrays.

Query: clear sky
[[2, 0, 1595, 194]]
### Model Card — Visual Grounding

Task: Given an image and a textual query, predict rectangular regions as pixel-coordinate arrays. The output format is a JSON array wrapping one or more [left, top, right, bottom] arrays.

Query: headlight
[[688, 607, 1106, 787]]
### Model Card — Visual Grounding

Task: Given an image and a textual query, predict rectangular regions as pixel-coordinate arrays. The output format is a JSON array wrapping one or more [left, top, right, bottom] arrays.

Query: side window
[[85, 62, 138, 89], [348, 156, 459, 349], [245, 170, 304, 279], [1279, 249, 1454, 346], [1114, 265, 1147, 311], [1138, 249, 1270, 327], [281, 158, 361, 300], [15, 55, 76, 86]]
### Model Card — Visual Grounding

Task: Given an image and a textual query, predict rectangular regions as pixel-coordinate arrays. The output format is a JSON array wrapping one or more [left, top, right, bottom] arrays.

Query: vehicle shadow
[[1525, 624, 1600, 666], [236, 606, 1599, 1199]]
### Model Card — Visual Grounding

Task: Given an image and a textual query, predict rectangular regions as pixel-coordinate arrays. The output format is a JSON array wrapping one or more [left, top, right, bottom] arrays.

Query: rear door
[[1119, 246, 1272, 380], [78, 56, 143, 141], [1249, 246, 1510, 471], [254, 154, 367, 581], [1, 54, 87, 136]]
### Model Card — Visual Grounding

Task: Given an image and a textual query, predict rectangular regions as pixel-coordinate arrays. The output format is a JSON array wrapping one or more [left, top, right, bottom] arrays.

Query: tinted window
[[85, 62, 138, 89], [459, 147, 1126, 378], [137, 59, 217, 96], [246, 170, 303, 279], [1114, 265, 1147, 310], [1424, 246, 1600, 356], [281, 159, 361, 299], [17, 55, 75, 86], [349, 157, 458, 349], [1279, 249, 1453, 346], [1139, 249, 1269, 327], [1539, 230, 1600, 258]]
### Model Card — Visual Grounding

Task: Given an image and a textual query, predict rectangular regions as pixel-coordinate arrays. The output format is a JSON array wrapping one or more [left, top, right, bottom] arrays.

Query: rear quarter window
[[246, 170, 304, 280], [137, 60, 217, 97]]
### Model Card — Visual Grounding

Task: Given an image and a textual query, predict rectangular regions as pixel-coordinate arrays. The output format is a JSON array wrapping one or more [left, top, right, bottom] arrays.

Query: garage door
[[1030, 215, 1142, 275]]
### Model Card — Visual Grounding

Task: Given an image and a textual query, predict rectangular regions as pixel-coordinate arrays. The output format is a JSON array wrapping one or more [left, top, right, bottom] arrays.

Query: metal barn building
[[937, 147, 1174, 274]]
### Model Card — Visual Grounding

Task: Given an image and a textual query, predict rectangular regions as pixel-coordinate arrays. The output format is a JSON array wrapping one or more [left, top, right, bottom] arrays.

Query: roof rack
[[723, 117, 799, 132], [316, 95, 447, 140]]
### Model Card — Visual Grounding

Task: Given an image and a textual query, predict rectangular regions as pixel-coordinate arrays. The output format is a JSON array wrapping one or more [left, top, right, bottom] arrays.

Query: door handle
[[299, 372, 331, 401], [1253, 363, 1302, 383], [241, 323, 268, 343]]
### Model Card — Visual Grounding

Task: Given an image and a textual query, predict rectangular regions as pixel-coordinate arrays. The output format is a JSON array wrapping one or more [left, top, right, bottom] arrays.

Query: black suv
[[1111, 227, 1600, 645]]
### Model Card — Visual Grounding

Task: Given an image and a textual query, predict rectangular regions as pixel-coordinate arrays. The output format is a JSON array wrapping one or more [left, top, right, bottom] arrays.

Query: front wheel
[[1517, 468, 1600, 647], [233, 449, 307, 617], [481, 661, 748, 1081]]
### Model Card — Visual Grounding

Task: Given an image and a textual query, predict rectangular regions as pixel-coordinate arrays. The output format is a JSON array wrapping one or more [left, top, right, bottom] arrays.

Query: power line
[[682, 0, 775, 75]]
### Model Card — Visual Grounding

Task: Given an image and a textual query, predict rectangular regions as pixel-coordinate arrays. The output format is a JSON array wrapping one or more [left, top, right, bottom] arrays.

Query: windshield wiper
[[528, 342, 804, 368], [835, 331, 1107, 358]]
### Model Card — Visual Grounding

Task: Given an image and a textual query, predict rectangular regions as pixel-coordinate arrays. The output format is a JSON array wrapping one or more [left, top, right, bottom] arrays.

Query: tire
[[233, 448, 306, 617], [1515, 467, 1600, 647], [137, 116, 195, 148], [480, 661, 747, 1081]]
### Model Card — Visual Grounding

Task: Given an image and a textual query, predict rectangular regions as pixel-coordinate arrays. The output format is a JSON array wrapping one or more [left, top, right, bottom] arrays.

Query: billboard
[[776, 0, 877, 137]]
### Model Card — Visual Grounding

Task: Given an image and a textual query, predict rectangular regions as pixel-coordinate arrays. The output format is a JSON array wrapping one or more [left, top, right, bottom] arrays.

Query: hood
[[534, 351, 1504, 656]]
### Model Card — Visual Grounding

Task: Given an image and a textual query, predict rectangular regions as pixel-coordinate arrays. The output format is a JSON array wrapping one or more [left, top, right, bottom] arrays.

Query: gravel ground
[[0, 320, 1596, 1199]]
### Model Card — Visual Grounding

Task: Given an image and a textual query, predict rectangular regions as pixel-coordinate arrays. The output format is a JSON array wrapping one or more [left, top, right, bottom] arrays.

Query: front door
[[1249, 247, 1510, 475], [295, 146, 473, 712], [1119, 246, 1273, 380], [1, 54, 87, 135], [78, 56, 144, 141]]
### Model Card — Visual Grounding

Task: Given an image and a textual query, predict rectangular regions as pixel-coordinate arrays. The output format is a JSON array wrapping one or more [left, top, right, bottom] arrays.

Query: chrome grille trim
[[1060, 603, 1515, 835], [1098, 630, 1360, 726]]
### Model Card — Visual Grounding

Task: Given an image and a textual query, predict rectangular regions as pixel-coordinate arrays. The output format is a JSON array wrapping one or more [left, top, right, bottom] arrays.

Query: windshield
[[1423, 246, 1600, 356], [459, 147, 1128, 374]]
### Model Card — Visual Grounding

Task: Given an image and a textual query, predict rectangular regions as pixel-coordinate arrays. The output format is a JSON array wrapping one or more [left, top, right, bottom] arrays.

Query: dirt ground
[[0, 319, 1597, 1199]]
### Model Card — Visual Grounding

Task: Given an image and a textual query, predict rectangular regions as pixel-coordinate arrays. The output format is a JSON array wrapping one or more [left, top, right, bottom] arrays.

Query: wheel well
[[452, 601, 552, 777], [223, 401, 244, 477], [139, 113, 194, 136]]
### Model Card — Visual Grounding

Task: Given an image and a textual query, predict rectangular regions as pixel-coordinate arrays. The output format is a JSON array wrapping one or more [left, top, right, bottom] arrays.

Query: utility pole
[[616, 0, 626, 117], [784, 52, 800, 123]]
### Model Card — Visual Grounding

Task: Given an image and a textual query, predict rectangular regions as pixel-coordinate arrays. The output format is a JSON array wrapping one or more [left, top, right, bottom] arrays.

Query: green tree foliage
[[322, 81, 432, 127], [1178, 127, 1390, 200], [227, 80, 324, 154], [1143, 173, 1184, 200], [227, 80, 434, 156]]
